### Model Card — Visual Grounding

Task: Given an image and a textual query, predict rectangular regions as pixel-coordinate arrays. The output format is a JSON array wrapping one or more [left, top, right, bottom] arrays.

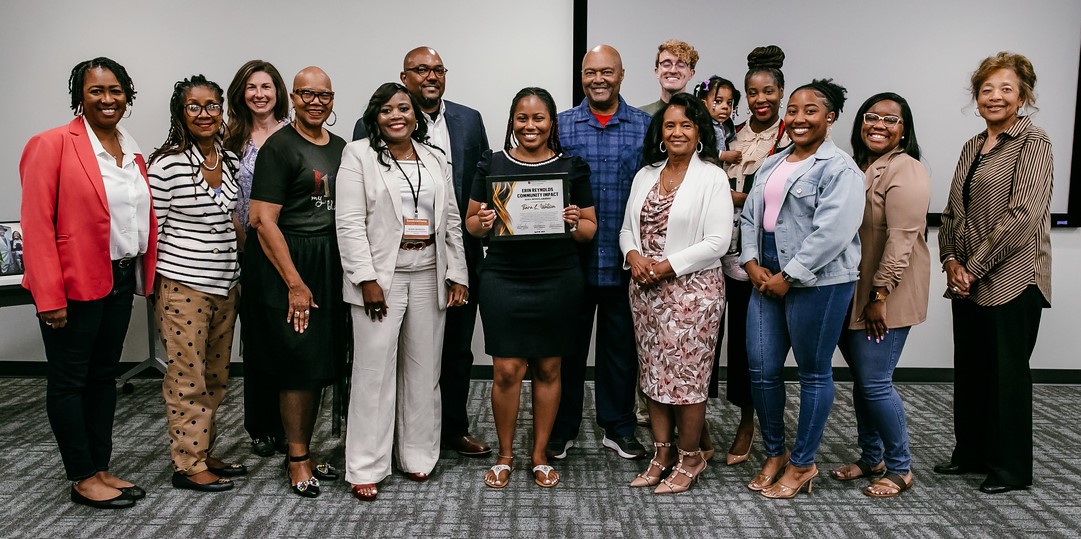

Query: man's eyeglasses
[[404, 65, 448, 78], [184, 103, 223, 117], [863, 113, 903, 127], [658, 59, 689, 71], [294, 89, 335, 104]]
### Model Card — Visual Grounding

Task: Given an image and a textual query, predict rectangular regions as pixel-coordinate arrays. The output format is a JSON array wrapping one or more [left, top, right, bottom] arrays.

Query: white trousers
[[345, 256, 445, 484]]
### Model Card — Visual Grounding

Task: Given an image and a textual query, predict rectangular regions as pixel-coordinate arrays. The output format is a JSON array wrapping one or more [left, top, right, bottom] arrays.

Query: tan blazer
[[848, 149, 931, 330], [335, 139, 468, 308]]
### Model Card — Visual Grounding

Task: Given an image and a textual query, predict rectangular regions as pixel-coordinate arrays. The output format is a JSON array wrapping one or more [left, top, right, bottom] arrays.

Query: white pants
[[345, 253, 445, 484]]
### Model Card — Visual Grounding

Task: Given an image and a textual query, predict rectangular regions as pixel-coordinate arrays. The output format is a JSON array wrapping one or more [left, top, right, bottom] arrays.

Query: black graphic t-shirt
[[251, 126, 346, 234]]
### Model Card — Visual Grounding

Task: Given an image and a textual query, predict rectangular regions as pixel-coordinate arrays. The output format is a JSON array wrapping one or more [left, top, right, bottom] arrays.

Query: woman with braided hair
[[148, 74, 244, 492], [739, 78, 863, 499]]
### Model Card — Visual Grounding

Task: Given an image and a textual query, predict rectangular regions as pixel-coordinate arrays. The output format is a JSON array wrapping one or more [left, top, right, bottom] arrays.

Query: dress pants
[[156, 276, 238, 474], [40, 262, 135, 481], [345, 248, 444, 484], [239, 262, 283, 442], [951, 285, 1043, 487], [712, 275, 753, 405], [439, 266, 479, 440], [553, 283, 638, 441]]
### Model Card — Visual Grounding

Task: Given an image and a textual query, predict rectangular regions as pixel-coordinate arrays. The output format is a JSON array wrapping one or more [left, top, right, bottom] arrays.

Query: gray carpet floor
[[0, 378, 1079, 538]]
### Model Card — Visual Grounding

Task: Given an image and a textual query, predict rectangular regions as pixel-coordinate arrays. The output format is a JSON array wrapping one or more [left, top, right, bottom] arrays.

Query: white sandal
[[484, 456, 513, 489], [532, 464, 559, 488]]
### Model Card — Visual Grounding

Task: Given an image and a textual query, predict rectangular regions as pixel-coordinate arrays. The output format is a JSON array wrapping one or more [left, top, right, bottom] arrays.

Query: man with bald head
[[550, 44, 651, 461], [352, 47, 491, 458]]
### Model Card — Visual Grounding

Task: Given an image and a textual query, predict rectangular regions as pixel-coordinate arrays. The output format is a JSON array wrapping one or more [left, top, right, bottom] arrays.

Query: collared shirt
[[422, 100, 452, 170], [558, 96, 652, 287], [939, 115, 1053, 307], [84, 117, 150, 260]]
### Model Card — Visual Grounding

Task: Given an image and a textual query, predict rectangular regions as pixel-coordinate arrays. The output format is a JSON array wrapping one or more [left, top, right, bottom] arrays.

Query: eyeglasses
[[658, 59, 689, 71], [863, 113, 903, 127], [184, 103, 223, 117], [294, 89, 335, 104], [404, 65, 448, 78]]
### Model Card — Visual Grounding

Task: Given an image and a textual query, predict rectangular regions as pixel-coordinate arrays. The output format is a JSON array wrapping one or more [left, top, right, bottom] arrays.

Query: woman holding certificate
[[620, 93, 733, 494], [337, 82, 469, 502], [466, 87, 596, 489]]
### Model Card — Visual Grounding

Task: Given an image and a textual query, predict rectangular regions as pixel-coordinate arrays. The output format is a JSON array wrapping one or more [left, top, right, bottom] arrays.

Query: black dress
[[469, 150, 593, 358], [242, 126, 346, 389]]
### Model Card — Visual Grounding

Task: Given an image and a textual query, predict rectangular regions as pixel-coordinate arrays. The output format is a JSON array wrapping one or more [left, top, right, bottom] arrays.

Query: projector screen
[[586, 0, 1081, 224]]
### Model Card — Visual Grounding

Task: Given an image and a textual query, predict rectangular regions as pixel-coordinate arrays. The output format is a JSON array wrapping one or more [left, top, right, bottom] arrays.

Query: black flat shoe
[[313, 462, 339, 482], [933, 462, 988, 475], [207, 462, 248, 477], [251, 437, 276, 457], [980, 477, 1027, 495], [118, 485, 146, 500], [70, 486, 135, 509], [171, 472, 234, 492]]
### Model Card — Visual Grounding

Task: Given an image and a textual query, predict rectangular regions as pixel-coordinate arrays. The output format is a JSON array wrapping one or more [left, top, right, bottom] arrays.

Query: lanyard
[[391, 145, 422, 216]]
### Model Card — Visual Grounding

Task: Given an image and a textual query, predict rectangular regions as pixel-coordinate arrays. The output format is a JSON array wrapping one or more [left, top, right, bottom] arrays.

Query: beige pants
[[155, 275, 239, 474]]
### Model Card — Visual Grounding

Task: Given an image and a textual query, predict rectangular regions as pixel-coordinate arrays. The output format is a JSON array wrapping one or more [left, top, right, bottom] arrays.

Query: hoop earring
[[659, 142, 667, 154], [696, 141, 704, 153], [974, 108, 982, 118], [74, 104, 83, 116], [123, 106, 132, 119], [414, 122, 419, 132], [1017, 105, 1026, 117], [326, 110, 337, 126]]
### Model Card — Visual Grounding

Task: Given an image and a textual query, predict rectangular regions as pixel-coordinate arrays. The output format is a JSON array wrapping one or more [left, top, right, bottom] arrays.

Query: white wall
[[1, 0, 1078, 372]]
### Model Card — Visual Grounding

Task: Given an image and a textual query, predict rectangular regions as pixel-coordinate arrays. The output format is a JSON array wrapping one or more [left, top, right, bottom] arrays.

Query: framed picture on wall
[[0, 221, 25, 286]]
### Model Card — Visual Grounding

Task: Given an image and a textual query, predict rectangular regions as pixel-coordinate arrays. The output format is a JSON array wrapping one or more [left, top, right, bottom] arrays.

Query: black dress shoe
[[207, 462, 248, 477], [70, 486, 136, 509], [172, 472, 234, 492], [980, 476, 1027, 494], [933, 462, 988, 475], [313, 462, 339, 481], [251, 437, 276, 457], [118, 485, 146, 500]]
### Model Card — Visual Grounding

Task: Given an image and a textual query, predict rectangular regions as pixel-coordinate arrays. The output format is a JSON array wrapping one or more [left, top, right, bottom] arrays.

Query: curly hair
[[642, 92, 719, 166], [68, 57, 136, 113], [148, 75, 226, 164], [361, 82, 433, 168], [224, 60, 289, 154], [503, 87, 563, 154], [970, 51, 1038, 107], [655, 39, 699, 70]]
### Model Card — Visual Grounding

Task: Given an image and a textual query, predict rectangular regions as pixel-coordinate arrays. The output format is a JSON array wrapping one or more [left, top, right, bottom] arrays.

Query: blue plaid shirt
[[558, 96, 652, 287]]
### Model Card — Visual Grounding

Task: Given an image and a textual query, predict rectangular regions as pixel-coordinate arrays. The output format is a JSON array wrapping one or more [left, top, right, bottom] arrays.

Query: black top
[[470, 150, 593, 272], [251, 126, 346, 234]]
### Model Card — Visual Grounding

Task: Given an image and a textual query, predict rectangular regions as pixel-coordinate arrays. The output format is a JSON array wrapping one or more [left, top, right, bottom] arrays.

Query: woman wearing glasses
[[245, 67, 346, 498], [831, 93, 930, 497], [148, 75, 244, 492]]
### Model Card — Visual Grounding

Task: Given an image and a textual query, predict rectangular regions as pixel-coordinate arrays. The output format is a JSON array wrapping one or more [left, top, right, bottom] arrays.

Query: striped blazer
[[939, 116, 1052, 307], [149, 148, 241, 297]]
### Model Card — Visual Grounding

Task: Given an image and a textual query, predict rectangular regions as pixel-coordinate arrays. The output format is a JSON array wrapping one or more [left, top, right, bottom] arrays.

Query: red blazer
[[19, 117, 158, 313]]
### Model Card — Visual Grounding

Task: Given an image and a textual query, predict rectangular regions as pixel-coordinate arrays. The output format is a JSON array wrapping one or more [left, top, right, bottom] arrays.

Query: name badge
[[403, 218, 430, 239]]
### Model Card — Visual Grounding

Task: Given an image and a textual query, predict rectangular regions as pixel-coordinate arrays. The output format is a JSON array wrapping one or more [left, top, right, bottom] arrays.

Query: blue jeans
[[747, 233, 854, 467], [838, 327, 912, 475]]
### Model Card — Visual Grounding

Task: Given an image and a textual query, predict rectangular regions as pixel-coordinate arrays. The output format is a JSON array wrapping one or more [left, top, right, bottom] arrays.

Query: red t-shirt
[[593, 112, 614, 127]]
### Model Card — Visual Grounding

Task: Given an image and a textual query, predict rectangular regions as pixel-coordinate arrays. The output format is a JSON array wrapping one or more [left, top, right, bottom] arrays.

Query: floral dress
[[629, 183, 725, 405]]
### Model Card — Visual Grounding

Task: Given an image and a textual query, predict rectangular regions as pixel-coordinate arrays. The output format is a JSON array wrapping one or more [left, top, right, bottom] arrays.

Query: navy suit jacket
[[353, 99, 489, 273]]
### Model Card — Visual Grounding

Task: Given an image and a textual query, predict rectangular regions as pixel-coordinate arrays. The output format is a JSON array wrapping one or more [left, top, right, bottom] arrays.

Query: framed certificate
[[486, 173, 570, 241]]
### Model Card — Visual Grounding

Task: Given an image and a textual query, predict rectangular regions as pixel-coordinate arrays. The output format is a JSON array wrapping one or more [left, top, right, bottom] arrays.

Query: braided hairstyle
[[791, 78, 848, 120], [68, 57, 136, 113], [503, 87, 563, 154], [362, 82, 433, 168], [745, 46, 785, 92], [148, 75, 226, 164]]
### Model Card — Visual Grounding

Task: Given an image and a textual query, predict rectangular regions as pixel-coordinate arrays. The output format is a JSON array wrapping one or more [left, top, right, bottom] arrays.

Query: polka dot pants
[[155, 275, 238, 475]]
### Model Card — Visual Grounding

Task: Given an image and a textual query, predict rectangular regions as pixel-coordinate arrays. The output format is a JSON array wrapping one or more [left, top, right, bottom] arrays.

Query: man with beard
[[550, 44, 651, 461], [352, 46, 492, 458]]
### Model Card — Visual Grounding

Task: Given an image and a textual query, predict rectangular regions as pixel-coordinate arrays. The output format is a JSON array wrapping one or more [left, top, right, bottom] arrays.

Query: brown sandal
[[830, 461, 885, 481], [864, 472, 913, 498]]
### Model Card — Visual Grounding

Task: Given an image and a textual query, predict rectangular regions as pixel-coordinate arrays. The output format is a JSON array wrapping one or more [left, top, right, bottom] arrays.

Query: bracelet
[[941, 255, 956, 272]]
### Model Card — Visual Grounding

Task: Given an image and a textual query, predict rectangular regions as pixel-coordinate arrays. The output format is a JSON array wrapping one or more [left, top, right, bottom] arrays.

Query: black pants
[[553, 283, 638, 440], [440, 268, 480, 439], [240, 290, 283, 441], [710, 276, 753, 406], [951, 285, 1044, 486], [41, 263, 135, 481]]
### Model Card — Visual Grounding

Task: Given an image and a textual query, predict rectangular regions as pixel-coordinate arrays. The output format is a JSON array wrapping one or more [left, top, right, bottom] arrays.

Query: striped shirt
[[149, 148, 241, 297], [939, 116, 1052, 307]]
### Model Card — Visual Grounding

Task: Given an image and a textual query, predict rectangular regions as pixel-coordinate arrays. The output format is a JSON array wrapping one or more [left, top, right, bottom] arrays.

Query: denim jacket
[[738, 140, 863, 287]]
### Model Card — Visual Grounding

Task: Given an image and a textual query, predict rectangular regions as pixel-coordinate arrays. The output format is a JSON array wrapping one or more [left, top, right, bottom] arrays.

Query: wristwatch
[[869, 289, 888, 303], [781, 271, 796, 283]]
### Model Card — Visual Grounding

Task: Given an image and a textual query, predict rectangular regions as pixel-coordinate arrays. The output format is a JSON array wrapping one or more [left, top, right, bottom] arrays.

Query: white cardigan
[[335, 139, 468, 308], [619, 154, 734, 276]]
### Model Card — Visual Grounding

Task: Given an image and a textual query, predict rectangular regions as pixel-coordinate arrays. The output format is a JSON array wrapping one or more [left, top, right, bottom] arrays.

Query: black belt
[[400, 236, 435, 250], [113, 257, 137, 269]]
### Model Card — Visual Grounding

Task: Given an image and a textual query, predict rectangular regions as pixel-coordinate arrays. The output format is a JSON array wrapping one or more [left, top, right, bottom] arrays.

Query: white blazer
[[619, 154, 734, 276], [336, 139, 468, 308]]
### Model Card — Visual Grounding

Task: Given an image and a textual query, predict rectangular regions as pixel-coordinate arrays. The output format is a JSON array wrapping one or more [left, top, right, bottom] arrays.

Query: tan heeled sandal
[[748, 451, 789, 491], [762, 465, 818, 499], [654, 448, 706, 494], [630, 442, 673, 487]]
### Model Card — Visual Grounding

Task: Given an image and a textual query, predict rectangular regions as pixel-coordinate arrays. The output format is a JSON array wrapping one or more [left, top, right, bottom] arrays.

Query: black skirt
[[479, 266, 583, 358]]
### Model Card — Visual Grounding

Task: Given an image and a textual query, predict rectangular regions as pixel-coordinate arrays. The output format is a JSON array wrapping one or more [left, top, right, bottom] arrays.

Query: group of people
[[18, 39, 1052, 509]]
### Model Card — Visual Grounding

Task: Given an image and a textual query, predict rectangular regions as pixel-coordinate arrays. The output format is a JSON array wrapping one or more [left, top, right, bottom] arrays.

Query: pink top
[[762, 157, 810, 232]]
